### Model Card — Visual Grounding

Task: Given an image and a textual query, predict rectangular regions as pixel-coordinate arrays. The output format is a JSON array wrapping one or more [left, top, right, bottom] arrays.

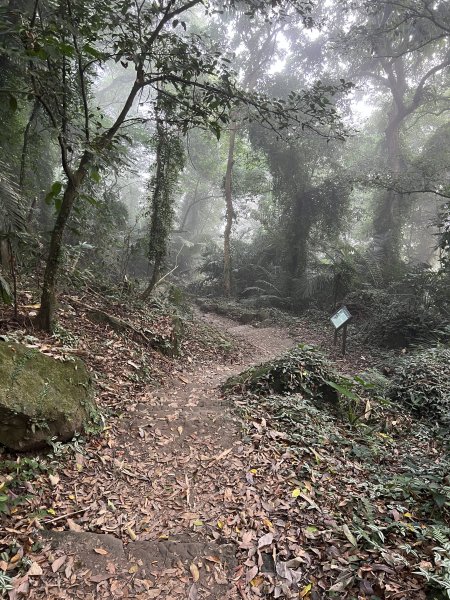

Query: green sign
[[330, 306, 352, 330]]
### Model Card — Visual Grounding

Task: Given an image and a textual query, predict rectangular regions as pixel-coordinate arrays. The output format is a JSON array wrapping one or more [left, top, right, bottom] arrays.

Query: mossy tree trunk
[[36, 152, 91, 332]]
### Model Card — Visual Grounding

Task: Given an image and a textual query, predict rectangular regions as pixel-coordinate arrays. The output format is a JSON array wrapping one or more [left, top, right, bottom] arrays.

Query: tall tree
[[2, 0, 324, 331], [142, 92, 185, 298], [341, 0, 450, 272]]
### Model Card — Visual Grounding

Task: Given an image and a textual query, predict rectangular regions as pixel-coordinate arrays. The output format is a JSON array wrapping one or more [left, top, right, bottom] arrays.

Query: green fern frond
[[0, 160, 26, 233]]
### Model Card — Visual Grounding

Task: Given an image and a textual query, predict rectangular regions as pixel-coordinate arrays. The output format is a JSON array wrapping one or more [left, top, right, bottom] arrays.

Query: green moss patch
[[0, 342, 98, 451]]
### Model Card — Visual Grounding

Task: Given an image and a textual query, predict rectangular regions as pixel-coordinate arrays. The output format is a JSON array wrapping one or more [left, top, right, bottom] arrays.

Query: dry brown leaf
[[49, 474, 60, 487], [342, 524, 357, 547], [28, 562, 43, 577], [94, 547, 109, 555], [189, 562, 200, 582], [246, 565, 259, 583], [67, 518, 83, 532], [258, 532, 274, 548], [90, 573, 113, 583], [240, 530, 253, 548], [204, 555, 221, 564], [51, 555, 67, 573], [211, 447, 232, 463]]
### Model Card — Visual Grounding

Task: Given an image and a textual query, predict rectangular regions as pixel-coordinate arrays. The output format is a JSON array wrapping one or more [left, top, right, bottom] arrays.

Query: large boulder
[[0, 341, 98, 451]]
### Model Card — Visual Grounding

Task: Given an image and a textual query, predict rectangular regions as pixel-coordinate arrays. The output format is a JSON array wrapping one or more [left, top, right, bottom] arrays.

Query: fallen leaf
[[246, 565, 258, 583], [49, 474, 60, 487], [328, 575, 354, 592], [67, 518, 83, 532], [342, 524, 357, 547], [10, 553, 22, 564], [28, 562, 43, 577], [300, 583, 312, 597], [51, 555, 67, 573], [189, 563, 200, 582], [250, 575, 264, 587], [90, 573, 113, 583], [211, 448, 232, 462], [258, 532, 273, 548], [94, 548, 109, 555], [188, 583, 198, 600]]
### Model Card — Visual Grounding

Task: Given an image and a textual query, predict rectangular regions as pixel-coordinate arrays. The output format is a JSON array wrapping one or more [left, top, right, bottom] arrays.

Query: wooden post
[[342, 323, 348, 356], [331, 306, 352, 357]]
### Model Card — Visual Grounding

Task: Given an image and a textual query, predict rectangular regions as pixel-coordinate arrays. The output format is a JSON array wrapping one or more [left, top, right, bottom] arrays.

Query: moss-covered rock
[[0, 342, 98, 451]]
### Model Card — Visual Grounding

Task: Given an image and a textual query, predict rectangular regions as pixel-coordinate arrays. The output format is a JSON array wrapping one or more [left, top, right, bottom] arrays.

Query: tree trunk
[[373, 115, 406, 275], [287, 222, 308, 309], [35, 153, 91, 332], [20, 99, 40, 191], [142, 114, 166, 301], [223, 122, 237, 297], [142, 258, 162, 299]]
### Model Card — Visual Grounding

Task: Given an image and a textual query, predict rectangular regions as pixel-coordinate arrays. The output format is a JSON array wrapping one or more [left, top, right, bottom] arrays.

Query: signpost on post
[[330, 306, 352, 356]]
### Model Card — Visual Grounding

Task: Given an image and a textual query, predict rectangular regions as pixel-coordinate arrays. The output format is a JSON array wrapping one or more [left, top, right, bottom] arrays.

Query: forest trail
[[39, 312, 297, 599]]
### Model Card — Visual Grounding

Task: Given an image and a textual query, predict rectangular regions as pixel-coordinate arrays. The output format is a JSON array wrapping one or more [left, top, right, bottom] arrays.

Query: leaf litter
[[0, 298, 448, 599]]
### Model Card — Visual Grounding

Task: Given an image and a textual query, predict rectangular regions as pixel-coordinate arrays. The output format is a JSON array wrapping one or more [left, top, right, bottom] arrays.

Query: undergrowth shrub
[[388, 347, 450, 426], [223, 344, 342, 403], [368, 302, 444, 348], [346, 266, 450, 349]]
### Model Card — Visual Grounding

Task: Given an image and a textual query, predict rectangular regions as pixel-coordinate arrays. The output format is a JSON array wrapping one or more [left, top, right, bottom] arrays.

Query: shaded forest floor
[[0, 295, 448, 599]]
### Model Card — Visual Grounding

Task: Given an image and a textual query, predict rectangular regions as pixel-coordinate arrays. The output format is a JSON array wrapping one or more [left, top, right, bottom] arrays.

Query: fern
[[0, 160, 26, 233]]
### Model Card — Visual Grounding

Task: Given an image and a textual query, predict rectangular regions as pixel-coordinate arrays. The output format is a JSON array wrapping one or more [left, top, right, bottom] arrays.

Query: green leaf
[[325, 380, 358, 400], [45, 181, 63, 205], [51, 181, 63, 195], [9, 94, 17, 112], [433, 493, 448, 508], [90, 169, 101, 183], [0, 275, 12, 305], [82, 44, 103, 59], [80, 194, 99, 206]]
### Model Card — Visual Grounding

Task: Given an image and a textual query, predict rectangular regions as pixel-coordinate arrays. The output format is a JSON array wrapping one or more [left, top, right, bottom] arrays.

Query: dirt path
[[35, 313, 296, 599]]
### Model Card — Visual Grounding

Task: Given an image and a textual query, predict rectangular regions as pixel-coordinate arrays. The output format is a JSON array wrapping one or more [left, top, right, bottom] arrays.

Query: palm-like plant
[[0, 159, 26, 306], [0, 159, 26, 232]]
